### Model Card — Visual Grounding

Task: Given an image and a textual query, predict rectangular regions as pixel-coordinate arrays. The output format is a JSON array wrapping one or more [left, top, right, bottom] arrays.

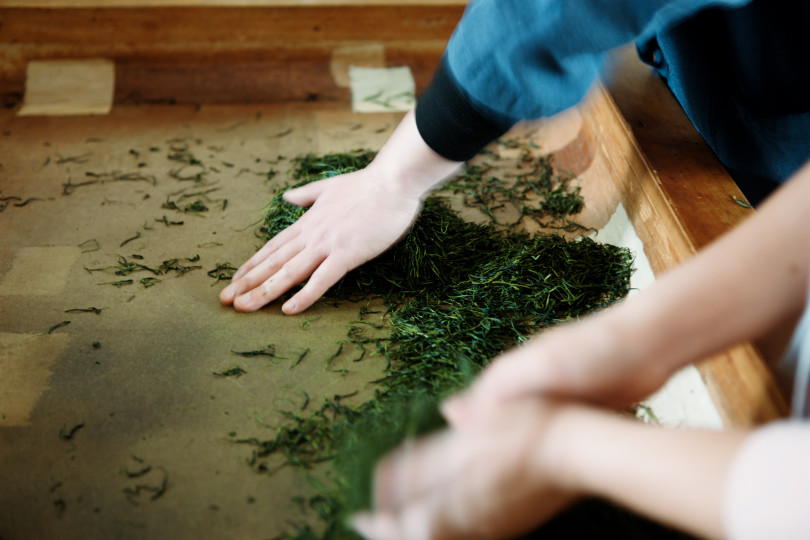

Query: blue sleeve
[[416, 0, 750, 161]]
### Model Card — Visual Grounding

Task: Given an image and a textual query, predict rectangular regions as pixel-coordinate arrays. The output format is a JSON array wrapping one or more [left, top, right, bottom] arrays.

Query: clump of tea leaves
[[246, 147, 681, 540]]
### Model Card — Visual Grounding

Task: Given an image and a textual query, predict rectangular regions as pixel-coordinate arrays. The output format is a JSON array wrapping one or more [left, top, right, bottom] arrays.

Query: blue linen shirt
[[415, 0, 810, 204]]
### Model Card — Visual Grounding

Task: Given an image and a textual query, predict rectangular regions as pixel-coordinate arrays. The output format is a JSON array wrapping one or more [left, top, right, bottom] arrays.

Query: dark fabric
[[415, 56, 514, 162], [437, 0, 752, 122], [414, 0, 810, 205], [637, 0, 810, 205]]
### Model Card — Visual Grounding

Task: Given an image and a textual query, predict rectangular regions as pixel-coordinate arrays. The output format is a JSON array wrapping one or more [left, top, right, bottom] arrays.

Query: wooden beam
[[0, 4, 462, 104], [587, 47, 790, 426]]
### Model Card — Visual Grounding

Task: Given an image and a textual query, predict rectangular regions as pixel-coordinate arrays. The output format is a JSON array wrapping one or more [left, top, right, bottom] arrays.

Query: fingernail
[[234, 292, 252, 310], [221, 285, 234, 302], [282, 299, 296, 314]]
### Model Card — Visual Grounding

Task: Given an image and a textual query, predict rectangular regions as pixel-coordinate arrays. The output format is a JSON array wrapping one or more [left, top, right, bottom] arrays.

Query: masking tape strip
[[349, 66, 416, 114], [18, 58, 115, 117]]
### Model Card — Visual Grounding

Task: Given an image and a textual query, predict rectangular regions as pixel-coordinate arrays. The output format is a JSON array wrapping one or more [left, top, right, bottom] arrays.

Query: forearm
[[611, 161, 810, 377], [442, 163, 810, 414], [546, 404, 749, 538]]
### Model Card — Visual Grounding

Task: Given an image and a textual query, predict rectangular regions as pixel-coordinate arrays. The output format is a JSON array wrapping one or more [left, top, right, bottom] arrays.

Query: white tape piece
[[349, 66, 416, 113], [18, 58, 115, 116]]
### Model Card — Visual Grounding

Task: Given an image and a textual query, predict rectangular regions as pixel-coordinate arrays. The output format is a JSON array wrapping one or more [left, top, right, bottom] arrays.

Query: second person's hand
[[351, 397, 579, 540]]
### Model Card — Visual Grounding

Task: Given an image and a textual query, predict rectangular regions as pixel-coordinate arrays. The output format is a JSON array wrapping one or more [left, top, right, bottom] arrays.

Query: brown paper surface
[[0, 101, 614, 538]]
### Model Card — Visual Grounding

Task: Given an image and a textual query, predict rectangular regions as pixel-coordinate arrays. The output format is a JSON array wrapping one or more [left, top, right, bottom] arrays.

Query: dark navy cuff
[[415, 57, 516, 162]]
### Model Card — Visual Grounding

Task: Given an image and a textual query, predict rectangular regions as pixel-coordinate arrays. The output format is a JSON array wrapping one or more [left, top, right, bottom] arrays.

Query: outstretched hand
[[220, 166, 424, 314], [220, 111, 462, 314]]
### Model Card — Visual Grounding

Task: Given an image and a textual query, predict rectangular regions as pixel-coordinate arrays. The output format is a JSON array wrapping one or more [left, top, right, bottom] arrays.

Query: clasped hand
[[351, 397, 579, 540]]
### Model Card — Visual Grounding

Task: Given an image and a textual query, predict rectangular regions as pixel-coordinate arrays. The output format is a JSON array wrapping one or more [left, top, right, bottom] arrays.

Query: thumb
[[442, 349, 549, 429], [282, 178, 332, 207], [350, 512, 399, 540]]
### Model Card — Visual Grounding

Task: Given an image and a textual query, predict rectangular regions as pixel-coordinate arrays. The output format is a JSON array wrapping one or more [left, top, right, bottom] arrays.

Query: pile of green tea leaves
[[241, 147, 687, 540]]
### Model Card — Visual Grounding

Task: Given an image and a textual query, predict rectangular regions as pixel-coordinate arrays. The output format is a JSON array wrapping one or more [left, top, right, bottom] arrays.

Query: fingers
[[355, 444, 494, 540], [280, 254, 351, 314], [352, 499, 453, 540], [220, 229, 302, 309], [367, 433, 490, 540], [231, 248, 326, 312], [351, 508, 433, 540], [220, 177, 361, 312], [221, 167, 421, 315], [220, 229, 300, 305], [282, 178, 330, 207], [353, 395, 578, 540], [373, 434, 458, 511], [351, 512, 400, 540], [223, 243, 358, 314], [442, 347, 550, 429]]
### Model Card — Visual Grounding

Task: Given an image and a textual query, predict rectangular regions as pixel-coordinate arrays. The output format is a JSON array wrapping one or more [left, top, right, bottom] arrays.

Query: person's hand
[[220, 110, 462, 314], [351, 397, 579, 540], [441, 310, 673, 427], [220, 166, 422, 314]]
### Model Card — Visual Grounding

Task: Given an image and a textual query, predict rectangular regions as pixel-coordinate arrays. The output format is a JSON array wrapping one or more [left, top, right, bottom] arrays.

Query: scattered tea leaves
[[207, 262, 238, 285], [232, 345, 277, 358], [214, 366, 248, 378], [48, 321, 71, 334], [58, 423, 85, 441], [65, 307, 102, 314], [242, 146, 634, 538], [139, 276, 161, 288], [732, 195, 753, 209]]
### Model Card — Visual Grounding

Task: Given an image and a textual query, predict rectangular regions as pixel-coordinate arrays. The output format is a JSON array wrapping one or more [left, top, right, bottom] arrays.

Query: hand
[[220, 166, 422, 314], [441, 310, 673, 426], [220, 110, 462, 314], [351, 398, 578, 540], [444, 161, 810, 426]]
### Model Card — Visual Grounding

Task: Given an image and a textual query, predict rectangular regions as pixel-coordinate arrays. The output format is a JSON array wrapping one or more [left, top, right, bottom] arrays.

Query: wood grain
[[0, 4, 463, 104], [593, 47, 790, 425]]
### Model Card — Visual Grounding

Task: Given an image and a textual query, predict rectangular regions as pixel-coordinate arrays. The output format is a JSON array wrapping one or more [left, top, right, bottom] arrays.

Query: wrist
[[532, 313, 635, 399], [370, 110, 463, 200], [547, 305, 674, 406], [533, 402, 603, 495]]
